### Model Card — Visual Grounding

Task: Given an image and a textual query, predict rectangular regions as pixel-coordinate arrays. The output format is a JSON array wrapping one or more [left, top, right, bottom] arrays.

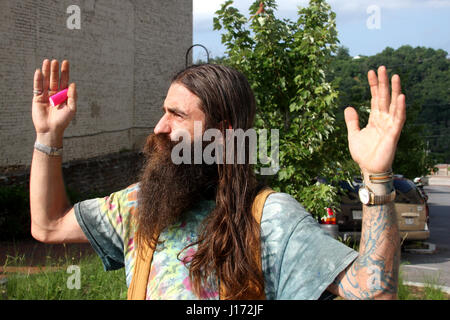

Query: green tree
[[214, 0, 351, 219]]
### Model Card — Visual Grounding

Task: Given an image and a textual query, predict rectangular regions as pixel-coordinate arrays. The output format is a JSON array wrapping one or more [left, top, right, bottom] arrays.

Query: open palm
[[32, 59, 77, 136], [344, 66, 406, 174]]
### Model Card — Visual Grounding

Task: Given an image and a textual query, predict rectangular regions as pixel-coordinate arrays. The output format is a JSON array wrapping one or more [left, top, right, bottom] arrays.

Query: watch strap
[[34, 141, 63, 157], [370, 189, 396, 205]]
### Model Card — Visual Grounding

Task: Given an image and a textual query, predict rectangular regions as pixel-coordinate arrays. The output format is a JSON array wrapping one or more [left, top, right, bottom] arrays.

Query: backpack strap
[[127, 187, 275, 300]]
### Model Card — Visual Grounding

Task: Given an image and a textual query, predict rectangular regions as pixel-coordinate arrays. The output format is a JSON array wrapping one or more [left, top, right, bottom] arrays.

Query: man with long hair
[[30, 59, 404, 299]]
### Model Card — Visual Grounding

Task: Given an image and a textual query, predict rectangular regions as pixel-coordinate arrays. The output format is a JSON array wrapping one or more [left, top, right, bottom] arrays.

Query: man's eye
[[167, 109, 185, 119]]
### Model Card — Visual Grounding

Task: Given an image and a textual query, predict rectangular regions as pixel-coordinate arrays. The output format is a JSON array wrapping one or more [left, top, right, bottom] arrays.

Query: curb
[[403, 242, 436, 254], [403, 281, 450, 295]]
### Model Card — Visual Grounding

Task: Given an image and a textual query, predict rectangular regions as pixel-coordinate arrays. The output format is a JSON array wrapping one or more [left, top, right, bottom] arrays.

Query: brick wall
[[0, 151, 145, 241], [0, 151, 145, 197], [0, 0, 192, 167]]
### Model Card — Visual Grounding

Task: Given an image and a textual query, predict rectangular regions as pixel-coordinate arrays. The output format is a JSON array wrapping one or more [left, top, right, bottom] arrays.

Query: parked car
[[413, 177, 429, 202], [319, 176, 430, 242]]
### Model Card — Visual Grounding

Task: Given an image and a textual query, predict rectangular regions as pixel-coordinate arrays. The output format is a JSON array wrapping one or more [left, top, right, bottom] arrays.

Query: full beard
[[136, 133, 218, 247]]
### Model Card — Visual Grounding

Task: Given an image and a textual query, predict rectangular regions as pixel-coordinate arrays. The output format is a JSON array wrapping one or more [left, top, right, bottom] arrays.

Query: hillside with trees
[[205, 45, 448, 178], [207, 0, 447, 218], [328, 45, 449, 173]]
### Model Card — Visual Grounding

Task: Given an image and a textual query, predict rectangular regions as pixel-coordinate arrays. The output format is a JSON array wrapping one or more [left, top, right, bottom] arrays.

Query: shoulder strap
[[127, 187, 275, 300], [251, 187, 275, 225], [127, 236, 156, 300]]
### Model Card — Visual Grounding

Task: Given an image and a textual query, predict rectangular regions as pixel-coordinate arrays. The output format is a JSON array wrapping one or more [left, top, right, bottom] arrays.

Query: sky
[[192, 0, 450, 61]]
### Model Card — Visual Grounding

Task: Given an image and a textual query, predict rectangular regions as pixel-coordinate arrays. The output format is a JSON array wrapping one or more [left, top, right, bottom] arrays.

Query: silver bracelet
[[368, 169, 394, 184], [34, 141, 63, 157]]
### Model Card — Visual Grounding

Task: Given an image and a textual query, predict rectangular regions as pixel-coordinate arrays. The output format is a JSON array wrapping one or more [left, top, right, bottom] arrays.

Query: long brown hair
[[172, 64, 265, 299]]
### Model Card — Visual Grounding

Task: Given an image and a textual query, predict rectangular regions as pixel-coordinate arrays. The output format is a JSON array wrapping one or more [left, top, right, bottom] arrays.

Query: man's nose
[[154, 114, 171, 135]]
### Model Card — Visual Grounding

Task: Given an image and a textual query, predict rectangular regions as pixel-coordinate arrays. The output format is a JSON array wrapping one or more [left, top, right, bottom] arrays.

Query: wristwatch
[[358, 184, 396, 205], [34, 141, 63, 157]]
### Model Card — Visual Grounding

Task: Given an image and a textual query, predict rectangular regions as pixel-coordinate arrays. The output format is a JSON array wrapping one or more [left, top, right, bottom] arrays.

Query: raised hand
[[32, 59, 77, 138], [344, 66, 406, 175]]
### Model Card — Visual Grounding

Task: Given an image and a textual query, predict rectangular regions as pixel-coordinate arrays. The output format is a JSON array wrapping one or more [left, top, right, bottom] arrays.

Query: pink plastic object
[[49, 88, 68, 107]]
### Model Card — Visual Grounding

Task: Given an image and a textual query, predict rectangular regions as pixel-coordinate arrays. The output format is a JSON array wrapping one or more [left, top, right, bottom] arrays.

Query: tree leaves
[[215, 0, 346, 219]]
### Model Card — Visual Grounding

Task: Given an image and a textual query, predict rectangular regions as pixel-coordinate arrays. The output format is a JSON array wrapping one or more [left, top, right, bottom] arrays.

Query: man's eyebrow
[[162, 105, 188, 117]]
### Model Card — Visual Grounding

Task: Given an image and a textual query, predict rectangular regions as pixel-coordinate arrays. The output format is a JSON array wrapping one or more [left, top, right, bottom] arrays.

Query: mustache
[[141, 132, 219, 196], [143, 132, 220, 168], [142, 133, 176, 159]]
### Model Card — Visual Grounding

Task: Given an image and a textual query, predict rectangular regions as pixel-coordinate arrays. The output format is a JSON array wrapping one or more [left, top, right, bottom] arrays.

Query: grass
[[1, 252, 128, 300], [1, 251, 449, 300], [398, 280, 450, 300], [398, 263, 450, 300]]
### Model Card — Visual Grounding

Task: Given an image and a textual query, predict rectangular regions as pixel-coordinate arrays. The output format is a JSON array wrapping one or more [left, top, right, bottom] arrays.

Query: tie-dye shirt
[[74, 183, 358, 300]]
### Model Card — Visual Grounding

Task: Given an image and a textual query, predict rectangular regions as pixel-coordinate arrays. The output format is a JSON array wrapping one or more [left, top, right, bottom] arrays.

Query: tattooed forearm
[[330, 200, 401, 299]]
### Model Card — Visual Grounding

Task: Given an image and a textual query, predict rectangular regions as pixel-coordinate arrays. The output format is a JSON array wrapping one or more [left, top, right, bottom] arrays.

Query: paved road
[[400, 185, 450, 291], [427, 175, 450, 187]]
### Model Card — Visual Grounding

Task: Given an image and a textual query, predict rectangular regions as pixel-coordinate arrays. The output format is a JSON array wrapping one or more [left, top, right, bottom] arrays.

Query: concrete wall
[[0, 0, 192, 166]]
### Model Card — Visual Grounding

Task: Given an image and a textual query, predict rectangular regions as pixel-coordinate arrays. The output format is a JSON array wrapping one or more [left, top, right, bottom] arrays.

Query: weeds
[[1, 244, 127, 300], [2, 252, 448, 300], [398, 262, 449, 300], [1, 253, 127, 300]]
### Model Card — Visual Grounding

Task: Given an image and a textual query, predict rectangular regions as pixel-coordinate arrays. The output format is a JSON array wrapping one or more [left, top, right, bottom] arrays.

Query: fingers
[[42, 59, 50, 94], [33, 69, 43, 96], [35, 59, 74, 110], [377, 66, 390, 113], [385, 93, 406, 142], [33, 68, 48, 105], [67, 83, 77, 112], [60, 60, 70, 90], [49, 60, 60, 94], [368, 70, 378, 112], [394, 94, 406, 127], [344, 107, 360, 137], [391, 74, 401, 100], [389, 74, 401, 116], [370, 66, 402, 116]]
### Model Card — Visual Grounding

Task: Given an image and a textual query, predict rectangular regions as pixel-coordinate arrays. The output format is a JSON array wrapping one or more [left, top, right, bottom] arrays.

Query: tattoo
[[332, 202, 400, 299]]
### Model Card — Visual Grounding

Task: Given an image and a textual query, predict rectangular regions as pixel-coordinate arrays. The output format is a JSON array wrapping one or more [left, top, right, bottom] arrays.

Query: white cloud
[[193, 0, 223, 18], [193, 0, 450, 41], [192, 0, 450, 59], [329, 0, 450, 12], [193, 0, 309, 33], [194, 0, 450, 23]]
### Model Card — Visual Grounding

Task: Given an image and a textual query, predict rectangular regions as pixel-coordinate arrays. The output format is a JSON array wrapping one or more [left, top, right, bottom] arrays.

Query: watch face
[[359, 188, 370, 205]]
